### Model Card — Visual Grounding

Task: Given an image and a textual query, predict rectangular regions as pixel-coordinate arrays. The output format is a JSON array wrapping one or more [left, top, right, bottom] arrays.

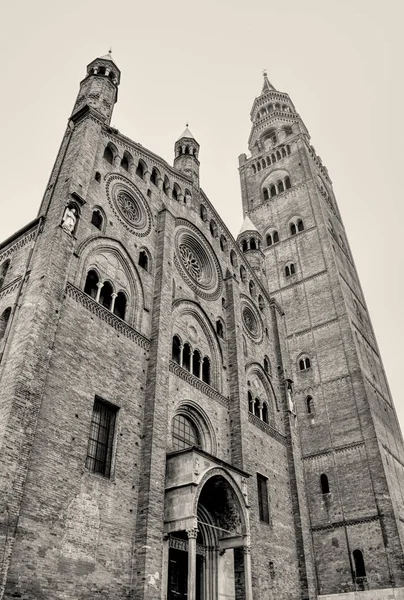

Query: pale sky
[[1, 0, 403, 429]]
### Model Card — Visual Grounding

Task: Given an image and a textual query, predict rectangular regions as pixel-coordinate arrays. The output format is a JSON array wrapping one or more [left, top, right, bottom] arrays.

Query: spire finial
[[108, 47, 112, 55], [186, 121, 189, 128], [263, 68, 268, 78]]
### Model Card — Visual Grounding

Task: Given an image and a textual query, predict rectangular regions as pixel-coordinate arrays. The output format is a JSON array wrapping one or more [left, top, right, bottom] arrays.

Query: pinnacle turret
[[174, 124, 200, 186]]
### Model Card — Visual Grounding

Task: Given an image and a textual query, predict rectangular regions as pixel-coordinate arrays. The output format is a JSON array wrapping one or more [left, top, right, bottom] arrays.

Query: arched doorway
[[166, 472, 251, 600]]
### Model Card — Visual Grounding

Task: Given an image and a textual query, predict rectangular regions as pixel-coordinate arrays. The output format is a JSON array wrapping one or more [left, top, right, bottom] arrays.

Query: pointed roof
[[177, 126, 195, 141], [238, 215, 259, 236], [261, 71, 275, 94], [98, 50, 119, 68]]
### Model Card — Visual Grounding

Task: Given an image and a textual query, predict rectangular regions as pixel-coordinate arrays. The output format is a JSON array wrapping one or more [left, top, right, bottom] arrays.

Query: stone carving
[[241, 477, 248, 503], [106, 174, 152, 237], [116, 192, 141, 225], [179, 244, 202, 281], [61, 206, 77, 234]]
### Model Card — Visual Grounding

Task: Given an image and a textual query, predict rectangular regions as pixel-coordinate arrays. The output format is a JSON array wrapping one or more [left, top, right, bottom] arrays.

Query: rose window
[[241, 297, 263, 342], [116, 192, 141, 225], [179, 244, 202, 281], [106, 175, 152, 237]]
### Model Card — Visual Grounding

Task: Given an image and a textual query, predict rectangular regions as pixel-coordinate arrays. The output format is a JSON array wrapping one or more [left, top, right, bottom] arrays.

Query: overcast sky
[[1, 0, 403, 429]]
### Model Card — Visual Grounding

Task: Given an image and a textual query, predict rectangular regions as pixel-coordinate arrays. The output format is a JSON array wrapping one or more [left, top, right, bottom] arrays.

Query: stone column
[[187, 528, 198, 600], [95, 281, 103, 303], [110, 292, 117, 313], [243, 546, 253, 600], [161, 534, 169, 600]]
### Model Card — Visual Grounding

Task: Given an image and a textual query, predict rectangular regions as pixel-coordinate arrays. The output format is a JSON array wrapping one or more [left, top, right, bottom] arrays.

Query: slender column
[[179, 344, 184, 367], [110, 292, 117, 313], [187, 528, 198, 600], [243, 546, 253, 600], [95, 281, 103, 303], [161, 534, 169, 600]]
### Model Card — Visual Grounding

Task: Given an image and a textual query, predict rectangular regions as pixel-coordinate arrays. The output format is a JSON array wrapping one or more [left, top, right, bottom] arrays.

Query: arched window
[[0, 259, 11, 289], [306, 396, 314, 414], [281, 148, 286, 158], [95, 171, 101, 182], [100, 281, 113, 310], [121, 154, 129, 171], [286, 145, 291, 155], [172, 183, 181, 201], [172, 414, 200, 450], [202, 356, 211, 385], [248, 391, 254, 413], [285, 263, 295, 277], [220, 235, 227, 252], [320, 473, 330, 494], [183, 343, 191, 371], [263, 188, 269, 201], [200, 204, 208, 221], [276, 151, 281, 161], [103, 145, 114, 164], [278, 180, 284, 193], [262, 402, 269, 424], [136, 160, 145, 180], [192, 349, 201, 378], [273, 231, 279, 243], [254, 398, 260, 418], [91, 209, 103, 231], [257, 163, 261, 172], [290, 222, 297, 235], [84, 270, 99, 300], [172, 335, 181, 364], [264, 356, 270, 374], [163, 176, 170, 196], [240, 265, 247, 283], [299, 356, 311, 371], [138, 250, 149, 271], [210, 220, 218, 238], [249, 280, 256, 296], [252, 164, 256, 174], [242, 240, 248, 252], [353, 550, 366, 578], [297, 219, 304, 232], [113, 291, 127, 320], [150, 167, 159, 186], [270, 185, 277, 198], [216, 319, 224, 339], [258, 295, 264, 311], [230, 250, 237, 268], [0, 307, 11, 340], [285, 176, 291, 189], [250, 238, 257, 250]]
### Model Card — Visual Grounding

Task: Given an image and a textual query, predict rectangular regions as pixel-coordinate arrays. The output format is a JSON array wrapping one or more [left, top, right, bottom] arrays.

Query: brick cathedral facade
[[0, 53, 403, 600]]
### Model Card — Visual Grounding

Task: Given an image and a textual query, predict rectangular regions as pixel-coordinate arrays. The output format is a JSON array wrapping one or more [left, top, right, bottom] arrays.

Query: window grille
[[86, 398, 118, 478], [172, 414, 200, 450]]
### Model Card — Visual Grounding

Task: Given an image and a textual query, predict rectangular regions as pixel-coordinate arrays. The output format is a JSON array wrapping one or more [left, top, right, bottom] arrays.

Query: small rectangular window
[[86, 397, 118, 478], [257, 474, 270, 523]]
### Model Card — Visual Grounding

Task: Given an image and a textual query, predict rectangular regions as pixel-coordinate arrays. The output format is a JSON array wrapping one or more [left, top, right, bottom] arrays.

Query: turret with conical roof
[[174, 125, 200, 187], [237, 215, 267, 285], [71, 50, 121, 124]]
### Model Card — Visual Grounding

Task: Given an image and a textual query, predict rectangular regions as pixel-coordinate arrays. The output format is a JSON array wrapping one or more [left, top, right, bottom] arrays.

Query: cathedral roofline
[[0, 217, 41, 254]]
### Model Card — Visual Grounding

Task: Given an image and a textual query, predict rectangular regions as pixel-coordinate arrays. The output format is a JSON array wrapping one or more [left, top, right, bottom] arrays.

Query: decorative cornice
[[248, 412, 286, 446], [270, 269, 327, 294], [0, 277, 22, 300], [0, 228, 37, 263], [169, 360, 229, 408], [303, 441, 365, 461], [293, 373, 351, 395], [66, 282, 150, 350], [287, 317, 339, 340], [311, 514, 379, 532]]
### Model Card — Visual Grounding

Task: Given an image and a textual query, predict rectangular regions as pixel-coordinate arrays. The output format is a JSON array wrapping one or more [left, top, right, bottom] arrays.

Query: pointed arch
[[245, 361, 279, 414]]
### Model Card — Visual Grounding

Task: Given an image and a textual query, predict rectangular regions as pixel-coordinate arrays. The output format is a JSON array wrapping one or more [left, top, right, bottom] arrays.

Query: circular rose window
[[106, 174, 152, 237], [175, 221, 222, 300], [241, 296, 263, 343]]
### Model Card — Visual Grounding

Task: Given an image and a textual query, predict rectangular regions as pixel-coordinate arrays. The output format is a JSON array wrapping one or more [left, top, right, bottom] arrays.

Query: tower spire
[[261, 69, 275, 93]]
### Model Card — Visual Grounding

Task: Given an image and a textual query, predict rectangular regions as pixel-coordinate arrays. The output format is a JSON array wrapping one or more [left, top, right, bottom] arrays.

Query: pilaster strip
[[311, 514, 379, 531]]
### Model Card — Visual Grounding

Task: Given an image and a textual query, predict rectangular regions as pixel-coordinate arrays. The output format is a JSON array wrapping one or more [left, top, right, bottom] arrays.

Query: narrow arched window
[[136, 160, 145, 180], [100, 281, 113, 310], [220, 235, 227, 252], [163, 176, 170, 196], [210, 220, 218, 238], [216, 319, 224, 339], [266, 234, 273, 246], [242, 240, 248, 252], [230, 250, 237, 268], [286, 145, 291, 155], [200, 204, 208, 221], [150, 167, 159, 186], [240, 265, 247, 283], [91, 209, 103, 231], [103, 145, 114, 164], [171, 336, 181, 365], [252, 164, 256, 174], [270, 185, 277, 198], [306, 396, 314, 414], [263, 188, 269, 201], [290, 263, 295, 275], [250, 238, 257, 251], [192, 349, 201, 378], [84, 270, 99, 299], [285, 177, 291, 189], [320, 473, 330, 494], [172, 414, 200, 451], [0, 307, 11, 340], [248, 391, 254, 413], [297, 219, 304, 232], [138, 250, 149, 271], [353, 550, 366, 578], [0, 259, 11, 289], [299, 356, 311, 371], [278, 181, 284, 193], [254, 398, 260, 418], [264, 356, 270, 374], [273, 231, 279, 243], [258, 295, 264, 311], [113, 291, 127, 320], [202, 356, 211, 385], [281, 148, 286, 158], [172, 183, 181, 201], [276, 151, 281, 160], [262, 402, 269, 424], [249, 281, 255, 296], [290, 222, 297, 235], [95, 171, 101, 182], [183, 343, 191, 371], [285, 265, 290, 277], [121, 155, 129, 171]]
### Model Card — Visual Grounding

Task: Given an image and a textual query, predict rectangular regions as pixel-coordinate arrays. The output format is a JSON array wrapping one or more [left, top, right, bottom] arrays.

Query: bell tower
[[239, 74, 404, 597], [173, 126, 200, 187]]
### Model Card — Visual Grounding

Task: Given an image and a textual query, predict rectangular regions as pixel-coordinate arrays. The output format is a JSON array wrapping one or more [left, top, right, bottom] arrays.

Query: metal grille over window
[[86, 398, 117, 478], [257, 474, 270, 523], [172, 414, 200, 451]]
